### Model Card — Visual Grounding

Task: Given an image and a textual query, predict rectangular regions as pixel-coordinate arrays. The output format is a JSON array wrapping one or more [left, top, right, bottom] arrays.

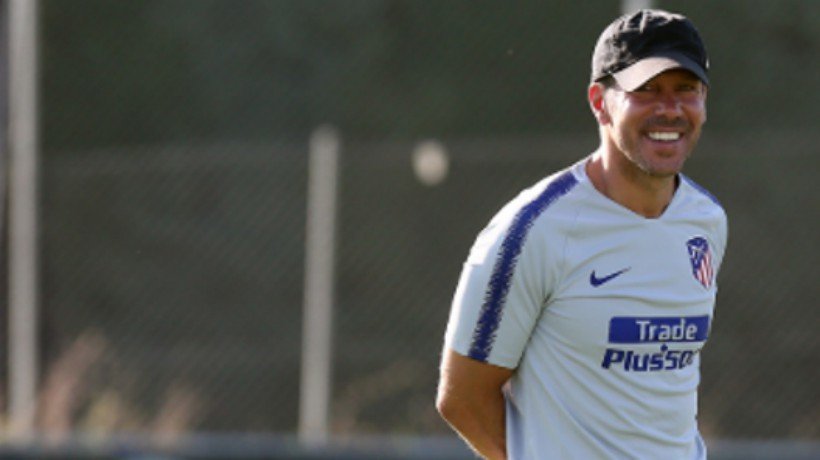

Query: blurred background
[[1, 0, 818, 458]]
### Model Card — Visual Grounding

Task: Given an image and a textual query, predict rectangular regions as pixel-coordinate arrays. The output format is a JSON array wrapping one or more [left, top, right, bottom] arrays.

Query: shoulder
[[678, 174, 727, 225], [466, 166, 584, 264], [678, 173, 729, 255], [513, 168, 581, 222], [495, 167, 584, 236], [679, 174, 724, 212]]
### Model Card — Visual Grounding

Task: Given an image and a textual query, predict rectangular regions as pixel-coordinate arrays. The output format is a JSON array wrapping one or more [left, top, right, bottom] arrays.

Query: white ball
[[412, 140, 449, 186]]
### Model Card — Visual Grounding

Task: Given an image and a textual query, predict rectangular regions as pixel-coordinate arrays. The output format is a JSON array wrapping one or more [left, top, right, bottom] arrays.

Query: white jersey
[[445, 158, 728, 459]]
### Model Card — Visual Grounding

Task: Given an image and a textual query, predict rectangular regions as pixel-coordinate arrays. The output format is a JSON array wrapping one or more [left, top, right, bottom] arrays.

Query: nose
[[655, 92, 684, 118]]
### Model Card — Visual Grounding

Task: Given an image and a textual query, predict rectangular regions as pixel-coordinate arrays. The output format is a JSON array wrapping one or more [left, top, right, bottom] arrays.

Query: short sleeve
[[444, 199, 559, 369]]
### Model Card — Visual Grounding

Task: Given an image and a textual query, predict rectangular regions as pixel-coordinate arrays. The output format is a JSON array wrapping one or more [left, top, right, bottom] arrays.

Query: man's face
[[602, 69, 708, 178]]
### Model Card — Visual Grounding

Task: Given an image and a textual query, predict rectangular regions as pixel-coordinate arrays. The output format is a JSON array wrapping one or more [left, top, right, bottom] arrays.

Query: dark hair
[[596, 75, 617, 89]]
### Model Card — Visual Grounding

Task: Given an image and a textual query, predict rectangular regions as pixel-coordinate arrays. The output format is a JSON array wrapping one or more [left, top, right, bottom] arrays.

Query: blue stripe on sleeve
[[468, 171, 578, 362]]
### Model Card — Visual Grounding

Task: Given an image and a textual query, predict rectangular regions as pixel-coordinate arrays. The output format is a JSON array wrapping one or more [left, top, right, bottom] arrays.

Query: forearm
[[437, 349, 513, 460], [438, 389, 507, 460]]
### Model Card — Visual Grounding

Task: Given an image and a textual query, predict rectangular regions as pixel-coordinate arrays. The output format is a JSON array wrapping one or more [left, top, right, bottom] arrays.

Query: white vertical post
[[299, 126, 340, 444], [8, 0, 39, 439], [621, 0, 654, 14]]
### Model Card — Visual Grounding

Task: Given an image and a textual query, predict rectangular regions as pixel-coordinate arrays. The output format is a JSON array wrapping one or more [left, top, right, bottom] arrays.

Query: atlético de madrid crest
[[686, 237, 713, 289]]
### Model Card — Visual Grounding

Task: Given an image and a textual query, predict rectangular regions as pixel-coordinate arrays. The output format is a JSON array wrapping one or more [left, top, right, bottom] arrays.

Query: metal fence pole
[[299, 126, 340, 444], [7, 0, 39, 439], [621, 0, 654, 15]]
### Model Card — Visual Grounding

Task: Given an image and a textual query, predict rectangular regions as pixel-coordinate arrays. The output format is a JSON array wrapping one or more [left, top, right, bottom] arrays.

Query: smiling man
[[436, 9, 728, 460]]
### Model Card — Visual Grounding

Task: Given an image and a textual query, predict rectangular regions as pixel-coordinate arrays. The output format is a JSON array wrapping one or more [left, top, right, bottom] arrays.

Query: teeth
[[648, 132, 681, 141]]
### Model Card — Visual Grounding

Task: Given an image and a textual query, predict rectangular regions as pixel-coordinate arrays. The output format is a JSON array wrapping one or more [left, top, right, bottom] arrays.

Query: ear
[[588, 83, 610, 125]]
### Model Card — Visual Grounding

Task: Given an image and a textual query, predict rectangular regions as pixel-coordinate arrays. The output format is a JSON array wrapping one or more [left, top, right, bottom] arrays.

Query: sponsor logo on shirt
[[601, 315, 710, 372]]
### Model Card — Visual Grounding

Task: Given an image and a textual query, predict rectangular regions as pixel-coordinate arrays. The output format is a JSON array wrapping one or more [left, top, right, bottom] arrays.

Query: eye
[[634, 83, 656, 92]]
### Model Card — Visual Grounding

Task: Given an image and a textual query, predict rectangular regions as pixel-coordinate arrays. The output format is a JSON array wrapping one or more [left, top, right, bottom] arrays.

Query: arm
[[436, 348, 514, 460]]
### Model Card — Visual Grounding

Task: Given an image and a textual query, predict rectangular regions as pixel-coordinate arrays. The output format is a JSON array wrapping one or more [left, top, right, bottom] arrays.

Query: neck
[[586, 147, 677, 218]]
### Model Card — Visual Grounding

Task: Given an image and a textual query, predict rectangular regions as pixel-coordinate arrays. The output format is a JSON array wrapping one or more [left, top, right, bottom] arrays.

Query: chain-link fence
[[2, 0, 819, 457], [35, 130, 820, 442], [40, 143, 308, 434]]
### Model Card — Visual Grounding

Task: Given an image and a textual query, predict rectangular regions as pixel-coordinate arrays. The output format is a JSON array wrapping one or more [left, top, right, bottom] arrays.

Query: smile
[[647, 132, 681, 141]]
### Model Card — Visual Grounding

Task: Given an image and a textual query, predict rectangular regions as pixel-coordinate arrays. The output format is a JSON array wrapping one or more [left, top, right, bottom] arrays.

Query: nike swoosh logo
[[590, 267, 631, 287]]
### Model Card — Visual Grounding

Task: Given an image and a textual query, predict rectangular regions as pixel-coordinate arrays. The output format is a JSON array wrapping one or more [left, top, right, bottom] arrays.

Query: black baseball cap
[[591, 9, 709, 91]]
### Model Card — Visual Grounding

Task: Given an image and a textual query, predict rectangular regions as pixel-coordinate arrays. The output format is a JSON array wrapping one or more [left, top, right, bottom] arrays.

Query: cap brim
[[612, 52, 709, 91]]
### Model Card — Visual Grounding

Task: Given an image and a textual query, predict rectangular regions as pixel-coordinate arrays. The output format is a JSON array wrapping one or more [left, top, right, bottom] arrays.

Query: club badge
[[686, 237, 713, 289]]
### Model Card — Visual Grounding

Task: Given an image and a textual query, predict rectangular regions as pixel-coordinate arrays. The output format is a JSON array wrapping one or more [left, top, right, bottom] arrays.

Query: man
[[436, 9, 727, 460]]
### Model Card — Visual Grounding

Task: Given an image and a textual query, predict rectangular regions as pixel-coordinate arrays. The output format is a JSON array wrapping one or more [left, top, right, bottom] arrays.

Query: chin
[[646, 167, 682, 178], [646, 149, 692, 175], [649, 160, 688, 177], [617, 143, 692, 179], [636, 156, 689, 177]]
